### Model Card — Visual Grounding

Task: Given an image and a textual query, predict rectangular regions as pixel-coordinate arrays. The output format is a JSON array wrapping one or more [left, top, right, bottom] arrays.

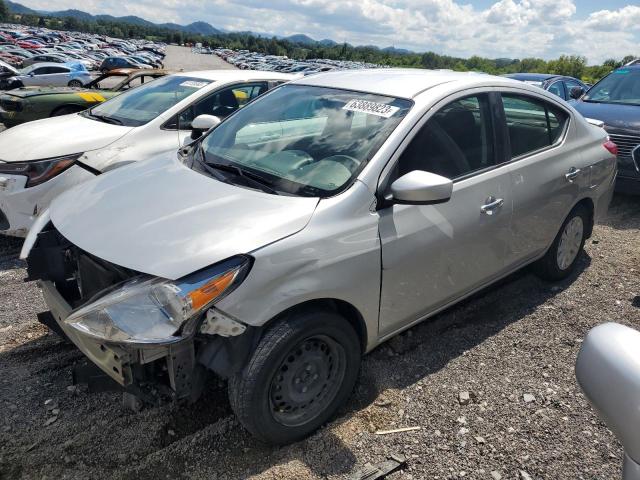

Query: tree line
[[0, 0, 636, 84]]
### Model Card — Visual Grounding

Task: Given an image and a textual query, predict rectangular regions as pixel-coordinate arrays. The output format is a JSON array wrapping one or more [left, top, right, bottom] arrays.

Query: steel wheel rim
[[557, 216, 584, 270], [269, 334, 347, 427]]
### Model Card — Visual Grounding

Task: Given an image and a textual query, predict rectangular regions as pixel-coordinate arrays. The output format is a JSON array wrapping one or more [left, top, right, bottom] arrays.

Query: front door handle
[[480, 196, 504, 215], [565, 167, 581, 182]]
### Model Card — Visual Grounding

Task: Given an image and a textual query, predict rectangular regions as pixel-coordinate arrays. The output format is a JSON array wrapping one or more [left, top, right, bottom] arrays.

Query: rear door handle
[[480, 197, 504, 215], [565, 167, 581, 182]]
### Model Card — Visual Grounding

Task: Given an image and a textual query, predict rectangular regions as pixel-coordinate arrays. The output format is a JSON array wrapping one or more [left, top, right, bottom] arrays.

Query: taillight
[[603, 140, 618, 157]]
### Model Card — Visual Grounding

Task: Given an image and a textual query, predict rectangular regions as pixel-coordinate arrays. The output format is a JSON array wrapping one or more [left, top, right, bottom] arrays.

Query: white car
[[0, 70, 295, 236], [2, 62, 93, 89]]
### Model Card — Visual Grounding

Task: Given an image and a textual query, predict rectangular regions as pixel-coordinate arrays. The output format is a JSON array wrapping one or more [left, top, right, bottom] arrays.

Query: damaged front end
[[26, 223, 254, 403]]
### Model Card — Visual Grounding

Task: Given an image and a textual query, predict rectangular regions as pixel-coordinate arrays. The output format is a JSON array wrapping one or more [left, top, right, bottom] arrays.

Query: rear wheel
[[228, 310, 361, 445], [67, 80, 83, 88], [534, 204, 589, 280]]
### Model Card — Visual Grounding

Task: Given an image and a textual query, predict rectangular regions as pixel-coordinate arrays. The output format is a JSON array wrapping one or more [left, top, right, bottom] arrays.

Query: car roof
[[175, 70, 297, 82], [290, 68, 507, 99], [503, 73, 560, 82]]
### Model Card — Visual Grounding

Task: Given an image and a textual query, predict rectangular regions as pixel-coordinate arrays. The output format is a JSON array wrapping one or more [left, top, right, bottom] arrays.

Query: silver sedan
[[23, 69, 616, 444]]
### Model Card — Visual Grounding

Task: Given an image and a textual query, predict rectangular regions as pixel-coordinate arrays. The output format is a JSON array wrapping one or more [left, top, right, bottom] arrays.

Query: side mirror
[[28, 72, 35, 77], [576, 323, 640, 478], [389, 170, 453, 205], [191, 114, 221, 140], [569, 86, 585, 100]]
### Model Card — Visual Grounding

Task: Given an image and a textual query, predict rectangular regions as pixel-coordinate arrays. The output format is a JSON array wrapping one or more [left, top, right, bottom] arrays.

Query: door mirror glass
[[191, 114, 221, 140], [389, 170, 453, 205], [569, 86, 585, 99]]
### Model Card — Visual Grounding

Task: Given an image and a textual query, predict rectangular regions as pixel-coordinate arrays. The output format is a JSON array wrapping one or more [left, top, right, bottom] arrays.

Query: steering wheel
[[321, 154, 360, 173]]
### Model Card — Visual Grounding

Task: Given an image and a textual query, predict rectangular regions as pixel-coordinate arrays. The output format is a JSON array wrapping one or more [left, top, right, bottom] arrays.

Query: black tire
[[229, 310, 361, 445], [51, 105, 84, 117], [533, 204, 589, 281], [67, 80, 83, 88]]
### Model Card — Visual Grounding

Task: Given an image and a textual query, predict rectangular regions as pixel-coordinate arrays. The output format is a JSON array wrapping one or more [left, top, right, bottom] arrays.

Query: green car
[[0, 69, 168, 128]]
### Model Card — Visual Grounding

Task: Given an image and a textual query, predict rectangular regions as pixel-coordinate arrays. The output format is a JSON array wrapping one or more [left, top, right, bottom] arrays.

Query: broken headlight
[[0, 153, 82, 187], [64, 256, 251, 344]]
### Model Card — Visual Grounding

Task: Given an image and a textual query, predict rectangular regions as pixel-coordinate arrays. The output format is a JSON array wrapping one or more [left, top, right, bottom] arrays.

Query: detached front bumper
[[39, 280, 197, 398]]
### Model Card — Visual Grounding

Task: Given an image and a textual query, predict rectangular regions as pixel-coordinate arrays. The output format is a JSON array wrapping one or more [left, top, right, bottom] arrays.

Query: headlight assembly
[[65, 255, 251, 344], [0, 153, 83, 187]]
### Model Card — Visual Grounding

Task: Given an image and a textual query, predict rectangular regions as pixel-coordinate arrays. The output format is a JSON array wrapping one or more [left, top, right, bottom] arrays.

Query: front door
[[378, 93, 513, 337]]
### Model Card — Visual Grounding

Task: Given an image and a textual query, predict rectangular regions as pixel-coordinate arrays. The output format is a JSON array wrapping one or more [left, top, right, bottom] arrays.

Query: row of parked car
[[0, 53, 630, 447], [0, 24, 164, 76], [212, 48, 383, 74]]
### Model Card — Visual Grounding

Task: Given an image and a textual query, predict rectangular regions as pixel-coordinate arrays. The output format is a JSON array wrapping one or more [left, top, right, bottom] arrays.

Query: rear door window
[[501, 94, 569, 158], [546, 81, 566, 100]]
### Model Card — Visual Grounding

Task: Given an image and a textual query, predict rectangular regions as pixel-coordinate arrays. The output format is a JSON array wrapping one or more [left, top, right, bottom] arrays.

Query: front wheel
[[534, 204, 589, 280], [68, 80, 83, 88], [228, 310, 361, 444]]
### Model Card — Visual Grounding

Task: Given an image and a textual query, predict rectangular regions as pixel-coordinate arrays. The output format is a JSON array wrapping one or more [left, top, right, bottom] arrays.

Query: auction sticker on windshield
[[343, 99, 400, 118], [180, 80, 209, 88]]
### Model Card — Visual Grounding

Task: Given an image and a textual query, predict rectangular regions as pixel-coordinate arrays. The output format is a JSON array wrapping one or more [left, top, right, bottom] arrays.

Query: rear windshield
[[83, 75, 212, 127]]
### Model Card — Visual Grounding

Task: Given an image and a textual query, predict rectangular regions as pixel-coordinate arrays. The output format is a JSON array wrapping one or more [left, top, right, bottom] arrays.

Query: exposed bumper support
[[39, 280, 197, 399]]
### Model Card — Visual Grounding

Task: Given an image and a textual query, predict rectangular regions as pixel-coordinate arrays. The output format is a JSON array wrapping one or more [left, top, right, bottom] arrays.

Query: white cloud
[[15, 0, 640, 63]]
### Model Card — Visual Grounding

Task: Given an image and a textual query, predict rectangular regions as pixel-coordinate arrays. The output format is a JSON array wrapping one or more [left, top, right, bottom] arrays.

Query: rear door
[[378, 92, 514, 337], [499, 92, 581, 266], [45, 66, 71, 86]]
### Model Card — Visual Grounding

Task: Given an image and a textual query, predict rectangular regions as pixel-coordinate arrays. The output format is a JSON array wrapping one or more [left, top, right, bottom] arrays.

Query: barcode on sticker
[[180, 80, 209, 88], [343, 99, 399, 118]]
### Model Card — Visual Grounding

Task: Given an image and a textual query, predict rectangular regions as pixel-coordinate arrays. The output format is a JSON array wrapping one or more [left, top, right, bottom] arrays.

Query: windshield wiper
[[88, 112, 122, 125], [206, 161, 280, 195]]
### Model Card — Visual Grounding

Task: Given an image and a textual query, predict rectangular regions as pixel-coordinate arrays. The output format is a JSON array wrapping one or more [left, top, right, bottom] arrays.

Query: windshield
[[584, 69, 640, 106], [199, 84, 412, 197], [83, 75, 212, 127]]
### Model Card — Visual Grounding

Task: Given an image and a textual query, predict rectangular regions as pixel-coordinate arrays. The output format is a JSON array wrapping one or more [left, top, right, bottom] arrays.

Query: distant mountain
[[6, 1, 37, 15], [6, 1, 417, 55], [381, 46, 412, 55], [6, 1, 223, 35], [283, 34, 316, 45]]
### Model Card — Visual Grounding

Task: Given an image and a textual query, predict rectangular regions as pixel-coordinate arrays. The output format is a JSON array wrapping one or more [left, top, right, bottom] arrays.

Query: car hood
[[573, 101, 640, 133], [0, 113, 133, 162], [50, 155, 320, 280], [2, 86, 114, 99]]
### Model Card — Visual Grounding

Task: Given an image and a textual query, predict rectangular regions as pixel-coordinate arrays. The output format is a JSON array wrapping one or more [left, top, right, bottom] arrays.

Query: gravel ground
[[0, 193, 638, 480], [1, 47, 640, 480]]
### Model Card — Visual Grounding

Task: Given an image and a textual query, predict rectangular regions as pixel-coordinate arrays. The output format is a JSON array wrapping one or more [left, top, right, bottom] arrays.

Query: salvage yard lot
[[1, 47, 640, 480], [0, 195, 638, 480]]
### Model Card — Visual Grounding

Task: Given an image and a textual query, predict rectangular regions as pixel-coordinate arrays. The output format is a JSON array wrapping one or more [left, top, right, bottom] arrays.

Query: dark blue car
[[572, 66, 640, 194], [503, 73, 588, 101]]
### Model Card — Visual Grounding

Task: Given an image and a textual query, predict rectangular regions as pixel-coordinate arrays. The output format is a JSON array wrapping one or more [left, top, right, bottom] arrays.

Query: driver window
[[397, 94, 495, 180], [173, 82, 268, 130]]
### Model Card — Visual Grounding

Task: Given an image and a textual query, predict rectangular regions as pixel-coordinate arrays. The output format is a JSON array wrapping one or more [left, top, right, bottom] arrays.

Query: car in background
[[572, 65, 640, 194], [0, 70, 296, 236], [22, 53, 71, 67], [21, 69, 616, 444], [0, 69, 169, 128], [503, 73, 589, 101], [0, 59, 18, 81], [0, 63, 93, 90], [100, 56, 149, 72]]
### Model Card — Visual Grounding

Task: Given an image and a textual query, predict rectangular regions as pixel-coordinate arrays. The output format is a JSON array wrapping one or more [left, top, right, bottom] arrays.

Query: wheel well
[[574, 197, 595, 238], [272, 299, 368, 353]]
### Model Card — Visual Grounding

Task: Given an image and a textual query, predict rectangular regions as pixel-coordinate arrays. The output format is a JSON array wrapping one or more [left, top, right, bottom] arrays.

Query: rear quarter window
[[501, 94, 569, 159]]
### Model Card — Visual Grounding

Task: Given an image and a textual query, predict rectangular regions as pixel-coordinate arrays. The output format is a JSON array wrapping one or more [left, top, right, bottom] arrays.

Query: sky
[[16, 0, 640, 63]]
